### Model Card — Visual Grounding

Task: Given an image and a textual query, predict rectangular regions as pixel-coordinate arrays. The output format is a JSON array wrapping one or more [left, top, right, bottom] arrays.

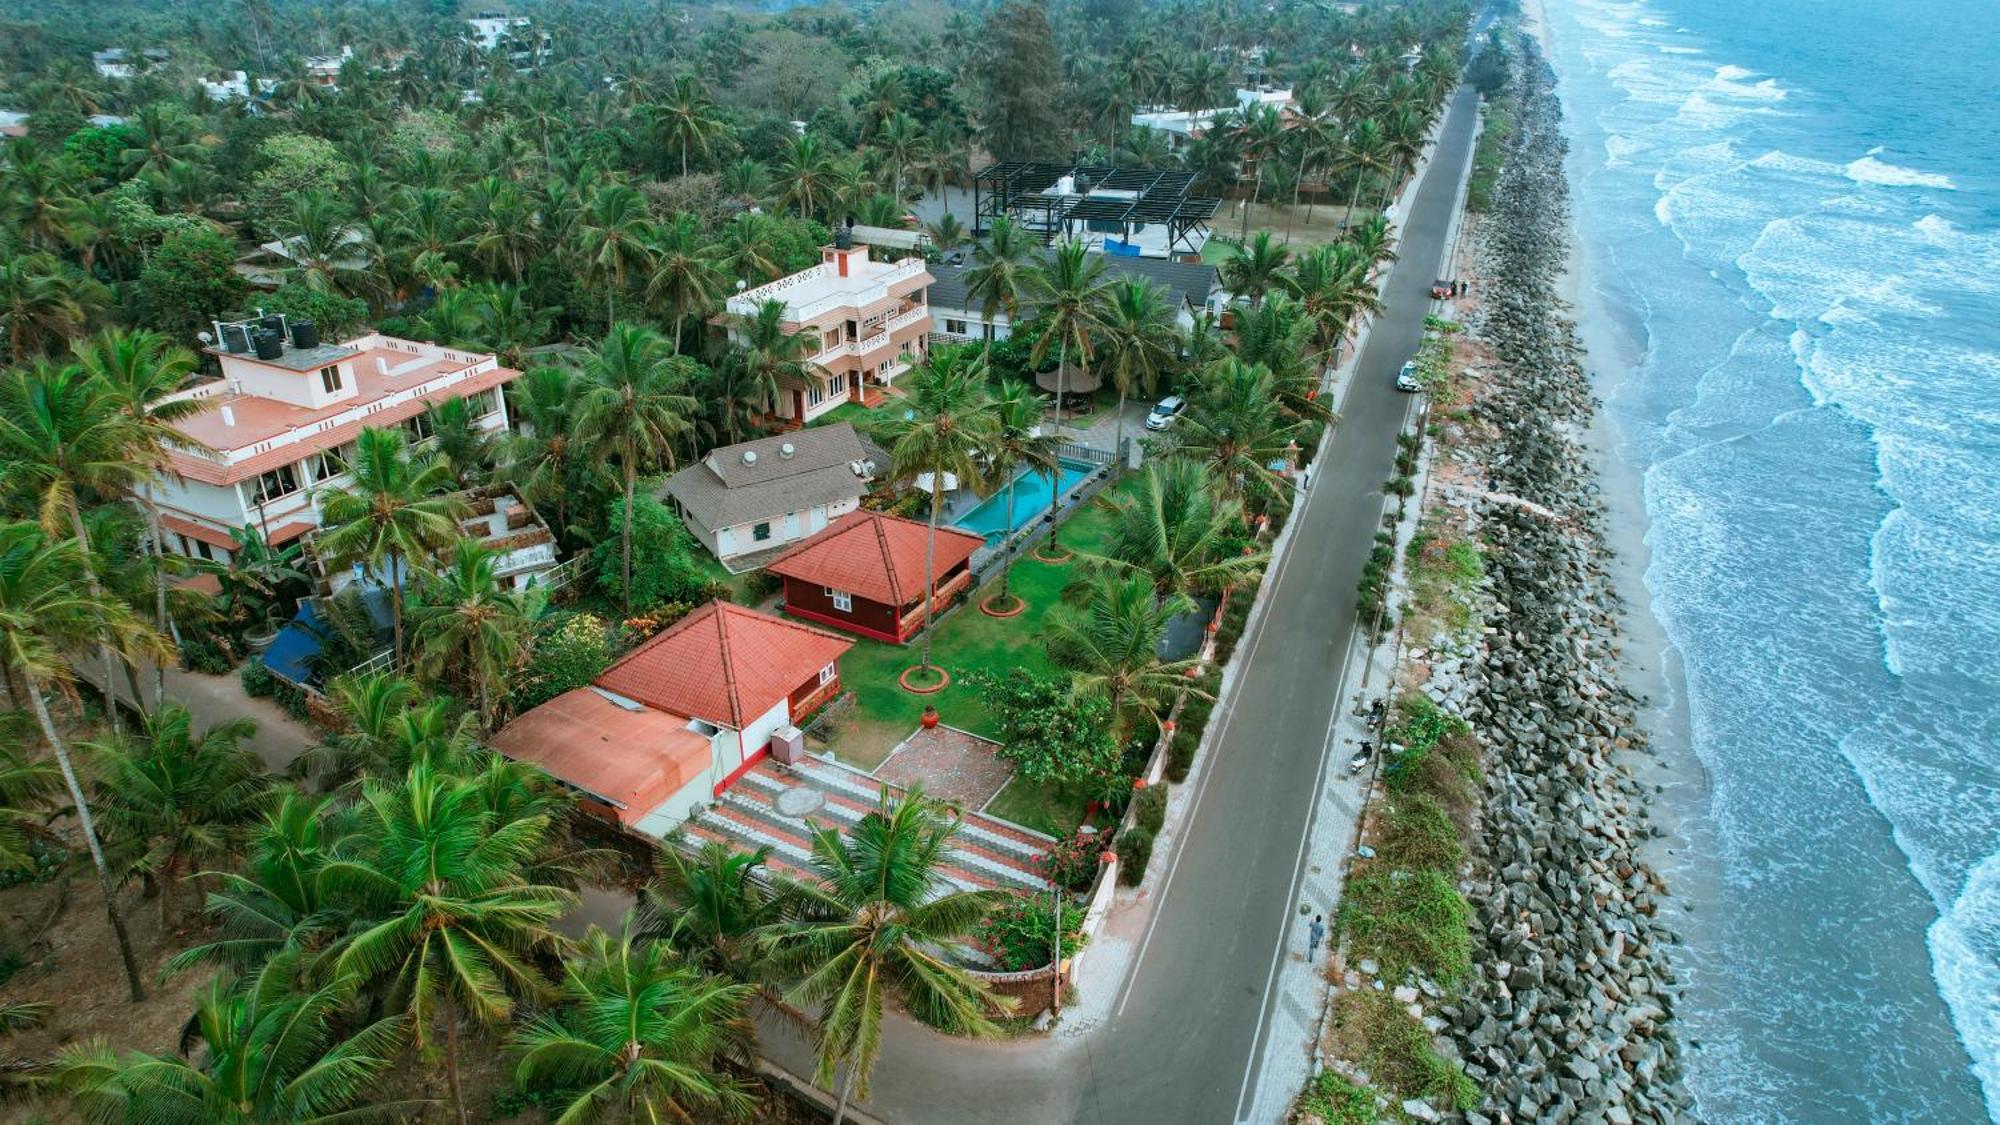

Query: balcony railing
[[895, 568, 974, 637]]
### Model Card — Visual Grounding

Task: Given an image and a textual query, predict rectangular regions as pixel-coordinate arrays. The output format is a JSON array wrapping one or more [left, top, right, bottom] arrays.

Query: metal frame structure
[[972, 160, 1219, 256]]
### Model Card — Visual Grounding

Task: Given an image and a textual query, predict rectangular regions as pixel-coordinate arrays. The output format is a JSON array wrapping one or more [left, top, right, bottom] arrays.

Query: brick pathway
[[874, 725, 1015, 808]]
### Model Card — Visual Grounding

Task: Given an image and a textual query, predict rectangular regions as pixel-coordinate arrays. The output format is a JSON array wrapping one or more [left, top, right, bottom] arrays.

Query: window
[[818, 662, 836, 686], [752, 521, 773, 542], [250, 463, 301, 505], [309, 443, 352, 482], [404, 411, 435, 442], [825, 588, 852, 612], [944, 318, 967, 336], [808, 374, 846, 409], [463, 389, 499, 418], [318, 364, 344, 394]]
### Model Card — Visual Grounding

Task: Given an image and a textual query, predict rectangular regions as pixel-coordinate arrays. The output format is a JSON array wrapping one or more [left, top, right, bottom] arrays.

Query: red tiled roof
[[765, 510, 984, 609], [595, 601, 852, 730], [490, 688, 710, 826], [159, 514, 236, 549]]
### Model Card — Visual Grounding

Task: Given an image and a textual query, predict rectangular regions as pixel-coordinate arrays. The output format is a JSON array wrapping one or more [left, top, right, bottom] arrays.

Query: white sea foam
[[1930, 858, 2000, 1113], [1659, 45, 1702, 54], [1714, 64, 1754, 81], [1846, 150, 1958, 190]]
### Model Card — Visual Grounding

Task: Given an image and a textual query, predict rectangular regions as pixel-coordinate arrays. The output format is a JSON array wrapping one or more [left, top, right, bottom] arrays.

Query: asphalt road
[[758, 85, 1483, 1123]]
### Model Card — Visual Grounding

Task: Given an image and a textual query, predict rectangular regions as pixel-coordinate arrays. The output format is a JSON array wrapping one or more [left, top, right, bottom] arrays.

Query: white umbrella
[[914, 471, 959, 494]]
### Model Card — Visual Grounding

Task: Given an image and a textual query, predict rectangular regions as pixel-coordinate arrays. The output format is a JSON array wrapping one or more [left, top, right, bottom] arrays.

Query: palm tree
[[777, 133, 833, 223], [0, 361, 149, 731], [1094, 278, 1178, 466], [325, 763, 578, 1125], [720, 210, 787, 283], [1235, 104, 1288, 240], [408, 541, 543, 726], [869, 351, 999, 673], [647, 74, 727, 176], [576, 323, 700, 612], [73, 329, 208, 704], [0, 525, 171, 1001], [499, 365, 591, 543], [871, 112, 931, 204], [721, 157, 771, 206], [165, 791, 346, 976], [55, 951, 414, 1123], [274, 190, 379, 300], [298, 672, 476, 789], [1027, 240, 1113, 432], [726, 298, 822, 443], [962, 216, 1038, 367], [574, 182, 658, 332], [510, 922, 759, 1123], [985, 380, 1061, 608], [1093, 458, 1268, 604], [0, 254, 97, 363], [1290, 241, 1382, 370], [464, 177, 540, 282], [315, 426, 465, 669], [1169, 358, 1304, 504], [117, 103, 203, 180], [83, 703, 268, 930], [643, 839, 790, 982], [762, 788, 1013, 1122], [924, 212, 970, 256], [646, 212, 726, 355], [1218, 230, 1292, 308], [424, 396, 495, 485], [1341, 117, 1390, 227], [1347, 213, 1398, 271], [1045, 571, 1200, 739], [0, 731, 59, 875]]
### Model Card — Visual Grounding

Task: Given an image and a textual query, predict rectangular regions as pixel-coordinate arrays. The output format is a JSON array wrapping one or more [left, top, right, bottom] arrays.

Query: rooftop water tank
[[252, 329, 284, 361], [221, 323, 251, 354], [258, 313, 286, 338], [289, 318, 320, 349]]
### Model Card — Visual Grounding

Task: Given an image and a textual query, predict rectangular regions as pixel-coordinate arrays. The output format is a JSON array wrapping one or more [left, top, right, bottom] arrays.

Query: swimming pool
[[951, 459, 1096, 541]]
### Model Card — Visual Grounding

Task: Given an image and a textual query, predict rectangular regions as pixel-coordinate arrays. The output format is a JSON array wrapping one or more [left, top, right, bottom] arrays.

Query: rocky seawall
[[1440, 39, 1692, 1124]]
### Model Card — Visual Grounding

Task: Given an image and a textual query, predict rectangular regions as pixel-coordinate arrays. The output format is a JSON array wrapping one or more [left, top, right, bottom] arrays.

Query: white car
[[1145, 395, 1186, 431], [1395, 360, 1421, 393]]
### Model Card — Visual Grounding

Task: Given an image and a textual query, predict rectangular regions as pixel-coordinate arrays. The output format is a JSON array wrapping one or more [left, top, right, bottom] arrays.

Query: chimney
[[220, 404, 236, 427]]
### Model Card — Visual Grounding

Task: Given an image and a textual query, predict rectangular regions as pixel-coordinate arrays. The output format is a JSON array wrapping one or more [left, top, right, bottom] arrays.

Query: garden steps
[[688, 758, 1050, 897]]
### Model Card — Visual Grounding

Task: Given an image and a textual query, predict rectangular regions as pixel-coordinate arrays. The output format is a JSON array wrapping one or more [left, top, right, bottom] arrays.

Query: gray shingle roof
[[664, 423, 873, 531], [928, 251, 1220, 318]]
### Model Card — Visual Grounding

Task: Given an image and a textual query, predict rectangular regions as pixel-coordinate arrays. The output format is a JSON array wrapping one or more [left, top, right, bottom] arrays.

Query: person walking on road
[[1307, 914, 1327, 962]]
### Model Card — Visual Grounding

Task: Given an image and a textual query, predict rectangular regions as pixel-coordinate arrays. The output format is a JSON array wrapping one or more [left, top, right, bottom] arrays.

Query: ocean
[[1536, 0, 2000, 1120]]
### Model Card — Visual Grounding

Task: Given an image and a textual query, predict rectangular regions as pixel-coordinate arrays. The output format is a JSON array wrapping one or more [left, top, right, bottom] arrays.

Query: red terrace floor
[[683, 756, 1052, 897]]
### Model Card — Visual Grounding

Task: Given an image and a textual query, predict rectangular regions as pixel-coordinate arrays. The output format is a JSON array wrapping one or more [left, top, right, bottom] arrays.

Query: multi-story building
[[721, 230, 934, 427], [926, 250, 1222, 344], [150, 315, 521, 565]]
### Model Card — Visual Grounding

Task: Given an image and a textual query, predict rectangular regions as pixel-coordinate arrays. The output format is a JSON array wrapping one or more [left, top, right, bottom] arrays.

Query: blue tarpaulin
[[262, 587, 394, 687]]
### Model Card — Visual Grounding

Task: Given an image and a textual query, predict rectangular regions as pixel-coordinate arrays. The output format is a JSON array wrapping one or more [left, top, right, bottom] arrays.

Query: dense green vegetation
[[0, 0, 1478, 1117]]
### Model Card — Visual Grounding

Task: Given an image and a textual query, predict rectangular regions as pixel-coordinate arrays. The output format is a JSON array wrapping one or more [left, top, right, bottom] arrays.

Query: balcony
[[894, 567, 974, 639]]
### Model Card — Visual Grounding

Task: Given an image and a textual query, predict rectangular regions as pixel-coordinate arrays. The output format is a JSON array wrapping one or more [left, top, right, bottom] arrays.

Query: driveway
[[753, 85, 1485, 1123]]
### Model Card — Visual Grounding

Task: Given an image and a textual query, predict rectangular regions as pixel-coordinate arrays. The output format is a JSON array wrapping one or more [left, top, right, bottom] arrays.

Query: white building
[[720, 232, 934, 426], [1130, 85, 1297, 151], [91, 47, 169, 80], [662, 423, 878, 571], [466, 14, 550, 64], [150, 317, 521, 565]]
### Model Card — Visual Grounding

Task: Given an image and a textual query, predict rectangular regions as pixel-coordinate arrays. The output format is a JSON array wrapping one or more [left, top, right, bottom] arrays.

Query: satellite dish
[[196, 330, 214, 345]]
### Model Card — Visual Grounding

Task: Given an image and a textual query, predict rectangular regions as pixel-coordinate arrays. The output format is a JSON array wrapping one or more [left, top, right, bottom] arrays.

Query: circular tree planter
[[1032, 543, 1074, 564], [898, 665, 950, 694], [980, 593, 1028, 618]]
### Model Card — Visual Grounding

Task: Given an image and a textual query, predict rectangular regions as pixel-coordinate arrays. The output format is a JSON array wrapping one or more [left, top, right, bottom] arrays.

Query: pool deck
[[943, 459, 1106, 573]]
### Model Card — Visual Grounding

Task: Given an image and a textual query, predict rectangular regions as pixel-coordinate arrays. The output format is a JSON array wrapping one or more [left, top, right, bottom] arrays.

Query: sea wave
[[1847, 150, 1958, 189]]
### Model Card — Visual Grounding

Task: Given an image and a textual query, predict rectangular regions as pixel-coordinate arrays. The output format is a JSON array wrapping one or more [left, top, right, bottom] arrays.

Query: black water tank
[[252, 329, 284, 361], [259, 313, 286, 338], [222, 323, 251, 354], [289, 319, 320, 349]]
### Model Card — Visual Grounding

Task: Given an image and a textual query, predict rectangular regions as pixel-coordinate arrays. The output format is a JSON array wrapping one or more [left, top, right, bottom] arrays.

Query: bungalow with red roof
[[491, 601, 851, 835], [765, 509, 986, 644]]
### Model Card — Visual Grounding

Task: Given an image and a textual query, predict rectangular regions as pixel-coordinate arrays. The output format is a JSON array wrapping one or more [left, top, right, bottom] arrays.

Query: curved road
[[762, 85, 1483, 1124]]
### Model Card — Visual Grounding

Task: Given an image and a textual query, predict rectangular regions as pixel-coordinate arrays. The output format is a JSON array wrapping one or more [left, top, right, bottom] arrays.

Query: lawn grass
[[818, 476, 1127, 771], [983, 776, 1088, 837]]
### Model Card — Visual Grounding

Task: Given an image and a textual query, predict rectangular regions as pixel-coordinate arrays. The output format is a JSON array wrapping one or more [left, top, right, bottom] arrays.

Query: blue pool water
[[952, 460, 1095, 541], [1543, 0, 2000, 1117]]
